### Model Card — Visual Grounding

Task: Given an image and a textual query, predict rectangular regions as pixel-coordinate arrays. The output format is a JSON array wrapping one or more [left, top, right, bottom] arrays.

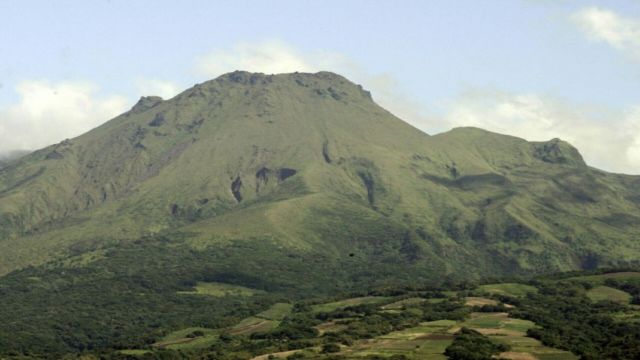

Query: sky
[[1, 0, 640, 173]]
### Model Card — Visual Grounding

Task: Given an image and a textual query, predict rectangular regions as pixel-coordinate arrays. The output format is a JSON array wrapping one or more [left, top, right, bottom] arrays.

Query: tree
[[321, 343, 341, 353], [444, 328, 509, 360]]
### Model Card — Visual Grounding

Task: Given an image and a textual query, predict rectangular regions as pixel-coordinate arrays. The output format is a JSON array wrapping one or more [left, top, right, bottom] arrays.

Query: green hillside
[[0, 150, 30, 169], [2, 71, 639, 276], [1, 71, 640, 355]]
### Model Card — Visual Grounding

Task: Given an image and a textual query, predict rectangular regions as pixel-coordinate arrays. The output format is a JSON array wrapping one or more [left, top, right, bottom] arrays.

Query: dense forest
[[2, 265, 640, 359]]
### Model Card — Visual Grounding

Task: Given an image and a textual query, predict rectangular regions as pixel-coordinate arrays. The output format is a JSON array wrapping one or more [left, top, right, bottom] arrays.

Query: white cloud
[[624, 106, 640, 167], [135, 79, 182, 100], [195, 40, 316, 76], [438, 90, 640, 173], [194, 40, 430, 127], [0, 80, 129, 153], [572, 6, 640, 60]]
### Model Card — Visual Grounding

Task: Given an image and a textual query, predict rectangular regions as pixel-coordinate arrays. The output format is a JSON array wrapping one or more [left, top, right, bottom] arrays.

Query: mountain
[[2, 71, 640, 276], [0, 150, 30, 169], [1, 71, 640, 354]]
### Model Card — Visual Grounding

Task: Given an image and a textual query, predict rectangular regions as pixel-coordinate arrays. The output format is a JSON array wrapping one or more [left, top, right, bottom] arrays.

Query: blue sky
[[1, 0, 640, 173]]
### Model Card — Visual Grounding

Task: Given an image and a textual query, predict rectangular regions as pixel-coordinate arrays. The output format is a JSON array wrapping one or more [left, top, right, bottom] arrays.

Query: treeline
[[511, 280, 640, 359], [603, 278, 640, 304]]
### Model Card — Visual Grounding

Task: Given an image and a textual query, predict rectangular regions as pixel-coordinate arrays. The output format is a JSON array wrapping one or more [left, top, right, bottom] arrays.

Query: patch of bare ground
[[314, 321, 348, 335], [447, 326, 461, 334], [250, 350, 303, 360], [465, 297, 498, 306], [229, 320, 272, 335], [370, 339, 424, 350], [496, 351, 537, 360]]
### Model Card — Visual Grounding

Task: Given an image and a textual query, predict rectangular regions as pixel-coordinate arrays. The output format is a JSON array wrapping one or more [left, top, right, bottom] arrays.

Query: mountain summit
[[1, 71, 640, 279]]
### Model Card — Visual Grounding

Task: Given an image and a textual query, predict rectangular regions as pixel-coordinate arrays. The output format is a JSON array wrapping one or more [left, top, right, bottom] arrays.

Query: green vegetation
[[312, 297, 390, 313], [257, 303, 294, 320], [444, 327, 509, 360], [1, 72, 640, 357], [153, 327, 219, 350], [382, 297, 427, 310], [477, 283, 538, 298], [462, 313, 507, 329], [586, 286, 632, 303], [567, 272, 640, 284], [178, 281, 263, 297], [227, 303, 293, 337], [2, 71, 640, 285], [1, 269, 639, 358], [512, 278, 640, 359]]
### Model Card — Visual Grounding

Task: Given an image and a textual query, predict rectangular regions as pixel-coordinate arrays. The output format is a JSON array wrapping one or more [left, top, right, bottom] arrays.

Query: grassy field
[[229, 317, 279, 336], [229, 303, 294, 336], [153, 327, 220, 350], [152, 303, 293, 350], [177, 281, 262, 297], [459, 313, 576, 360], [462, 312, 510, 330], [255, 302, 293, 320], [478, 283, 538, 297], [118, 349, 151, 356], [257, 296, 575, 360], [381, 297, 427, 310], [340, 322, 454, 359], [586, 286, 632, 303], [319, 311, 575, 360]]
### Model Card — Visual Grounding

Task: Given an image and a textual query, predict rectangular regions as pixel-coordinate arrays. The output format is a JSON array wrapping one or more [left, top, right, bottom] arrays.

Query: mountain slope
[[1, 71, 640, 278], [2, 71, 640, 354]]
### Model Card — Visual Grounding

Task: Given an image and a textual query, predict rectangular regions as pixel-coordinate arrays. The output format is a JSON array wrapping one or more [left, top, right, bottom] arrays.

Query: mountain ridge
[[1, 70, 639, 279], [1, 70, 640, 355]]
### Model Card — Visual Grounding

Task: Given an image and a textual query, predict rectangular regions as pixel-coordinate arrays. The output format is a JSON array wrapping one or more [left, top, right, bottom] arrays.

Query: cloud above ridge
[[0, 80, 128, 153], [438, 90, 640, 173], [194, 40, 430, 128]]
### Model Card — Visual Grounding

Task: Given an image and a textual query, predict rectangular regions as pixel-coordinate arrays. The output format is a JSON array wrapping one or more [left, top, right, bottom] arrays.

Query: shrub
[[186, 330, 205, 338], [322, 343, 341, 353], [444, 327, 509, 360]]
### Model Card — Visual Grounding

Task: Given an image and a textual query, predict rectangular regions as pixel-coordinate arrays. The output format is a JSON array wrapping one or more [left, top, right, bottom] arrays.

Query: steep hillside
[[1, 71, 639, 277], [0, 150, 30, 169]]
